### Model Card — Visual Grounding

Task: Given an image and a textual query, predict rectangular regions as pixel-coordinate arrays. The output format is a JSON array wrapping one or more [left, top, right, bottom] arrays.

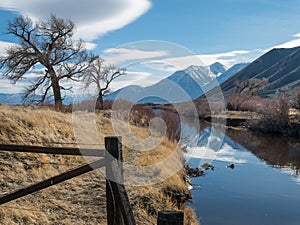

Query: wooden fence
[[0, 136, 184, 225]]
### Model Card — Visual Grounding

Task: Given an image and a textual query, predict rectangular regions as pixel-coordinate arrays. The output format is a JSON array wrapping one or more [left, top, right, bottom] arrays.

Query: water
[[185, 126, 300, 225]]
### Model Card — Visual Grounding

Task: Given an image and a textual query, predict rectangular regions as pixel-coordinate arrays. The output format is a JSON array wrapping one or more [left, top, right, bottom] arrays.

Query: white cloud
[[102, 47, 170, 66], [293, 33, 300, 38], [0, 78, 27, 93], [107, 70, 162, 90], [0, 0, 151, 43], [97, 45, 268, 90], [0, 41, 18, 56], [0, 41, 8, 56], [119, 71, 161, 87], [85, 42, 98, 51], [162, 49, 267, 68], [273, 33, 300, 49]]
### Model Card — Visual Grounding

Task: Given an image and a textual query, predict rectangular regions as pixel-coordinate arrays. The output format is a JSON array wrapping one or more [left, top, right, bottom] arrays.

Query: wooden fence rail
[[0, 144, 105, 157], [0, 159, 105, 205], [0, 137, 184, 225]]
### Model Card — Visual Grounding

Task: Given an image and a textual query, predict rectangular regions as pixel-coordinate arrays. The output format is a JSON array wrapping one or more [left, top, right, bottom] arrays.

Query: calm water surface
[[184, 124, 300, 225]]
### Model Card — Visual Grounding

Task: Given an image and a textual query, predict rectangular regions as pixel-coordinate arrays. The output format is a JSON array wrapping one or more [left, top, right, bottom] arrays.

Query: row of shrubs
[[190, 89, 300, 137], [225, 89, 300, 137], [39, 88, 300, 139]]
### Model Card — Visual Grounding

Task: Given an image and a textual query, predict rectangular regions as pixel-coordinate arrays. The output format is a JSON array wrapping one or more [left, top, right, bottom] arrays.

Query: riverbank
[[203, 110, 300, 137], [0, 105, 199, 225]]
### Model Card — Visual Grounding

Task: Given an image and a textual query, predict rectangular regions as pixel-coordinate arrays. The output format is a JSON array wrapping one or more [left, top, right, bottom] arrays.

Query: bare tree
[[0, 15, 92, 110], [235, 78, 268, 96], [83, 57, 124, 110]]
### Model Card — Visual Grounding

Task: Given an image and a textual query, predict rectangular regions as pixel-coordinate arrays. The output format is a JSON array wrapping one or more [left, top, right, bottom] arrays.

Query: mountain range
[[0, 62, 250, 105], [106, 62, 248, 104], [1, 46, 300, 105]]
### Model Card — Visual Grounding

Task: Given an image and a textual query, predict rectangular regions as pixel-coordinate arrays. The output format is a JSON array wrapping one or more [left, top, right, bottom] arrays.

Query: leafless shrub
[[111, 99, 133, 110], [226, 93, 265, 112], [102, 100, 114, 109], [291, 88, 300, 110], [226, 93, 248, 111], [210, 101, 226, 114], [248, 97, 290, 134], [130, 105, 155, 127], [72, 99, 96, 112], [162, 110, 181, 141], [194, 98, 211, 118]]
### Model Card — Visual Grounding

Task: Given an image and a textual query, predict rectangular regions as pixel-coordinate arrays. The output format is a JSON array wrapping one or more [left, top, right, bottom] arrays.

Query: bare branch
[[82, 57, 125, 109], [0, 15, 93, 110]]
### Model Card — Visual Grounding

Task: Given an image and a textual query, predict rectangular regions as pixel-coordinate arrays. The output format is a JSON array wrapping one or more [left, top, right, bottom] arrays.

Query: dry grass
[[0, 105, 199, 225]]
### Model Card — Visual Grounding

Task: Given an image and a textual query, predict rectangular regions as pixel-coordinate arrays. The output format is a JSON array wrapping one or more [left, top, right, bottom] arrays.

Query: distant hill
[[106, 62, 247, 104], [0, 93, 23, 105], [0, 93, 75, 105], [220, 46, 300, 97]]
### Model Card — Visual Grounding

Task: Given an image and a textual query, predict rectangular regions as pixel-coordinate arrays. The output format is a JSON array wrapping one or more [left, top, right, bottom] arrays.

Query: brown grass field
[[0, 105, 199, 225]]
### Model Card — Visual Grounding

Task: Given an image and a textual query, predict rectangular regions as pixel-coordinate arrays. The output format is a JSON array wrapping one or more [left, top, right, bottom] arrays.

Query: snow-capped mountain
[[210, 62, 227, 76], [106, 62, 246, 104]]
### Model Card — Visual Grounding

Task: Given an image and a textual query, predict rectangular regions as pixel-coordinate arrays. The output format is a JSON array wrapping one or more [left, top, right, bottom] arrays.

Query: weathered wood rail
[[0, 137, 184, 225], [0, 143, 105, 157]]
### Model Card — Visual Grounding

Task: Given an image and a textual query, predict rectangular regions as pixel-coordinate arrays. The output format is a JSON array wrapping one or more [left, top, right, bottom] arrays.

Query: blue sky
[[1, 0, 300, 93], [98, 0, 300, 53]]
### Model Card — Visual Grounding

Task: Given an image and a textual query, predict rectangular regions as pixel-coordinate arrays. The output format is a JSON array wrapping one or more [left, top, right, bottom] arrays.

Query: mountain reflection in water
[[183, 123, 300, 225], [226, 129, 300, 183]]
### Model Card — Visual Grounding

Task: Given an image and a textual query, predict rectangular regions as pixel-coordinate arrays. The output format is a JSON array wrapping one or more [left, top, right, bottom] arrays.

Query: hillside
[[0, 105, 198, 225], [220, 46, 300, 96]]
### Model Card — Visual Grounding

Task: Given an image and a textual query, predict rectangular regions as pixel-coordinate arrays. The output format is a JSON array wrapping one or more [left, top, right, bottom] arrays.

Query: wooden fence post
[[105, 136, 136, 225], [157, 211, 184, 225]]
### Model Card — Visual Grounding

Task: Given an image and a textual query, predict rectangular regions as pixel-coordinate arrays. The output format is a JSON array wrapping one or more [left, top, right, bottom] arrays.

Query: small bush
[[194, 98, 211, 118], [226, 93, 265, 112], [162, 110, 181, 141], [247, 97, 290, 134], [130, 105, 155, 127], [291, 88, 300, 110]]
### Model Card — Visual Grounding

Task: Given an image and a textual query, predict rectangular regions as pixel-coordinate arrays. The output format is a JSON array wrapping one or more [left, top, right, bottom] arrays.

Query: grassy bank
[[0, 105, 199, 225], [194, 92, 300, 137], [204, 109, 300, 136]]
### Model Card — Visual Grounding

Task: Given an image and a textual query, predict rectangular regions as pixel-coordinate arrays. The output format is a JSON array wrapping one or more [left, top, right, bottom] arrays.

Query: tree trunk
[[96, 91, 104, 110], [48, 67, 63, 111], [52, 79, 62, 111]]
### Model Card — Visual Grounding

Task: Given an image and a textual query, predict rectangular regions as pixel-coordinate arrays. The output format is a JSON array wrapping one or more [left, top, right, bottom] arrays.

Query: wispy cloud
[[273, 33, 300, 49], [162, 49, 267, 68], [102, 47, 169, 66], [119, 70, 166, 87], [109, 70, 154, 89], [98, 44, 268, 90], [0, 78, 28, 94], [0, 40, 18, 56], [2, 32, 300, 94], [0, 0, 152, 42]]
